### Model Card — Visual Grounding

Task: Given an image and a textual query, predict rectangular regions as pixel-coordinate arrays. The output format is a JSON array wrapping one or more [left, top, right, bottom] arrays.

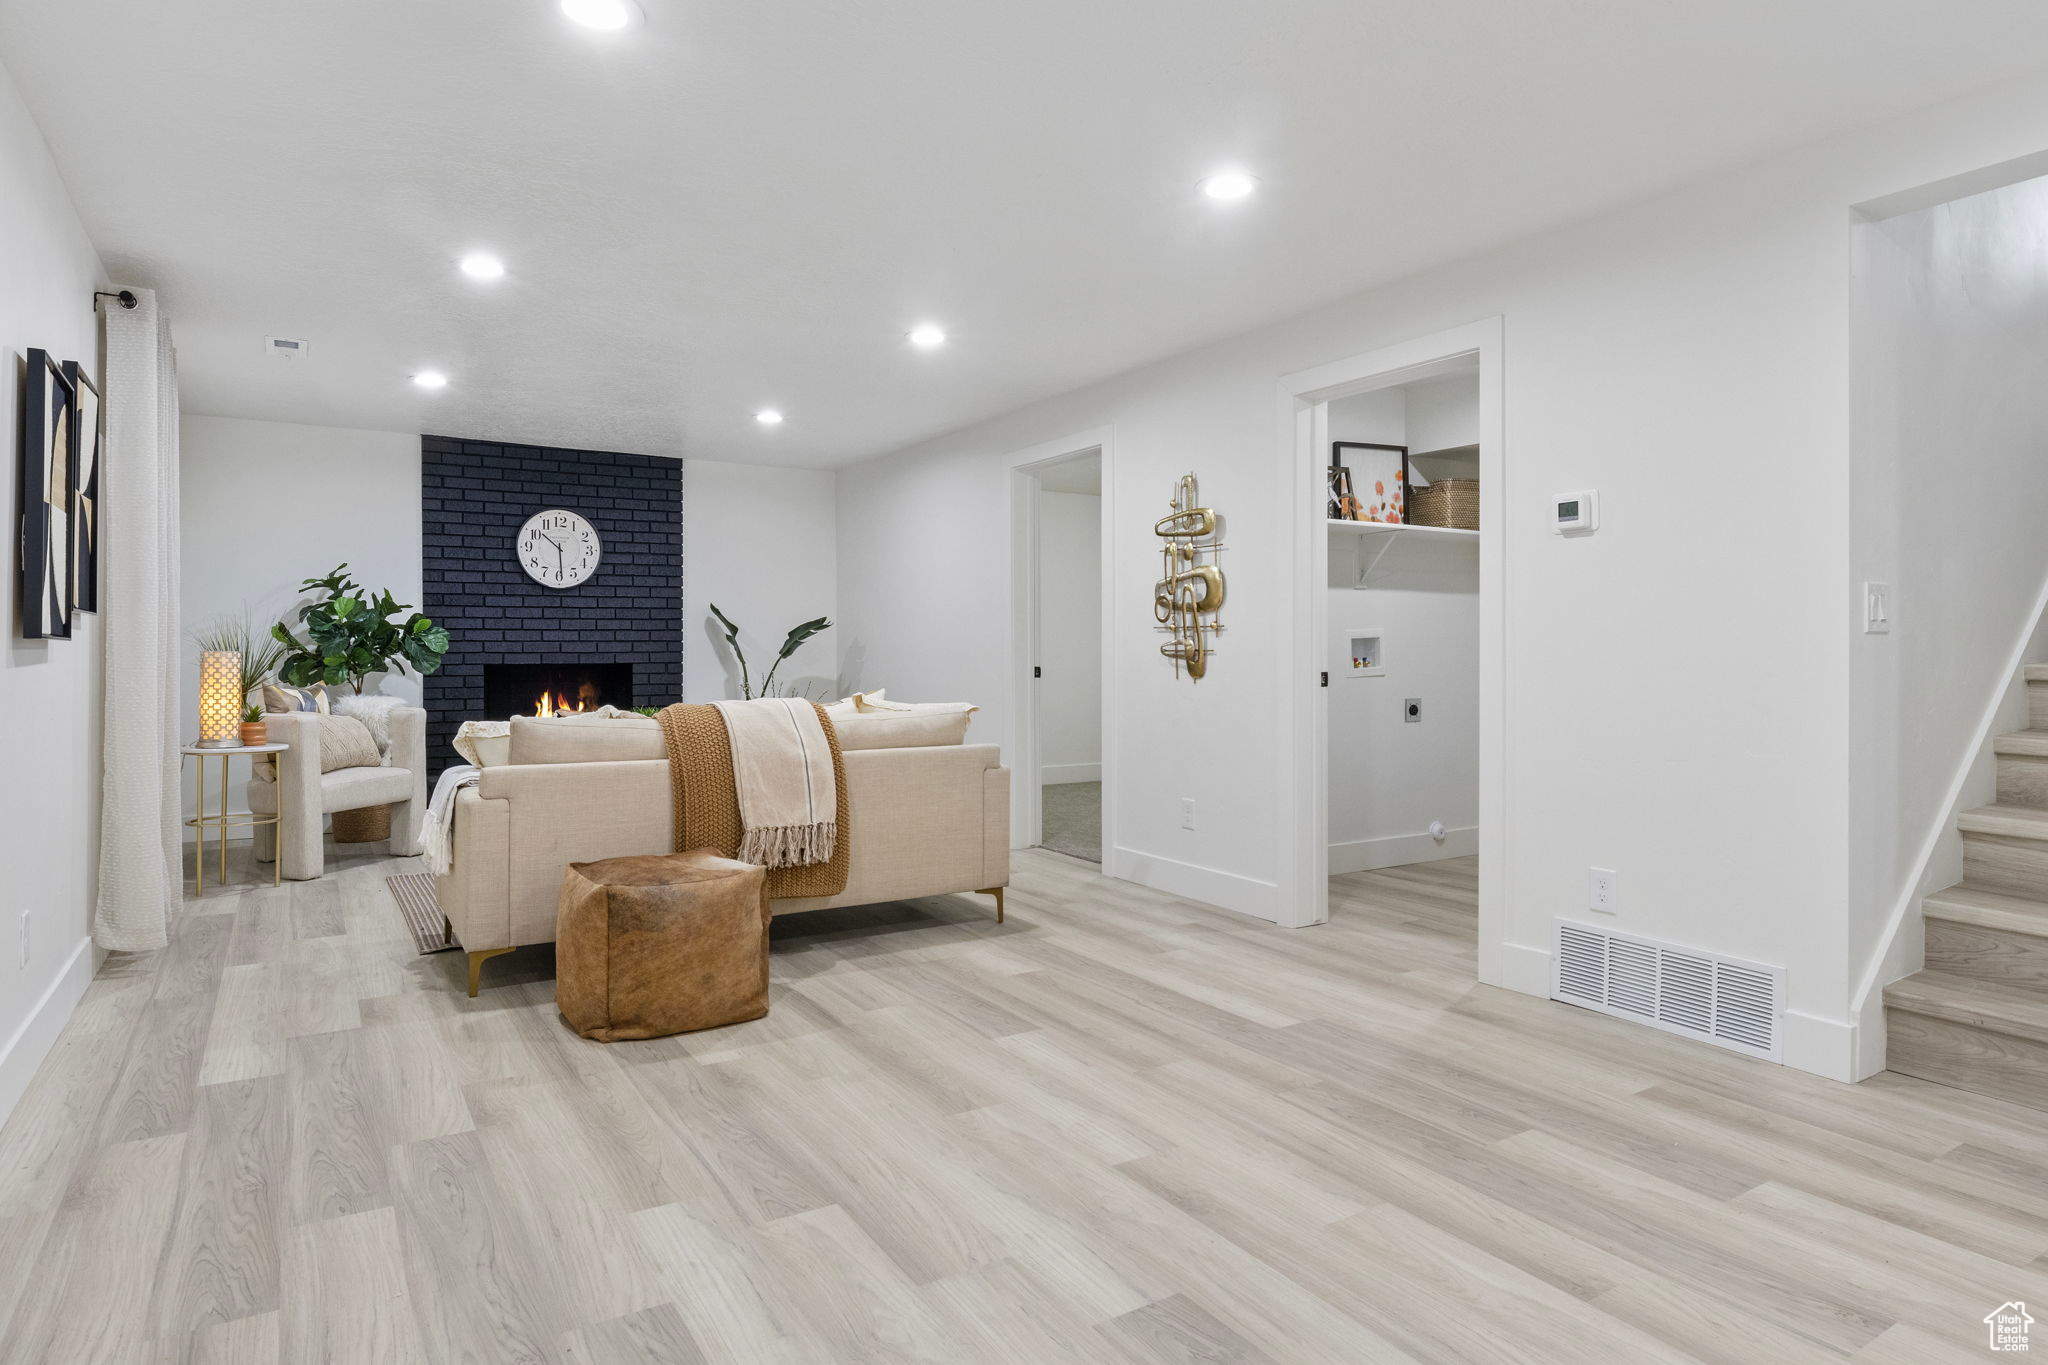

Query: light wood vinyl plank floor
[[2, 846, 2045, 1362]]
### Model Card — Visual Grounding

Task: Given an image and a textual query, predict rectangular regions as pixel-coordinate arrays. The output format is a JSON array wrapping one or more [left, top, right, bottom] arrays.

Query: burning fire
[[532, 690, 591, 718]]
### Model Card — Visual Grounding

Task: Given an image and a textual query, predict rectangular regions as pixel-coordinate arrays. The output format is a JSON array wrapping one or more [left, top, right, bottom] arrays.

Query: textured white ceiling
[[6, 1, 2048, 467]]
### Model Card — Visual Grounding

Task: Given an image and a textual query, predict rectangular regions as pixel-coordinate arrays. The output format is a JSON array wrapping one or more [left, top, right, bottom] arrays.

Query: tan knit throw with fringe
[[654, 702, 851, 900]]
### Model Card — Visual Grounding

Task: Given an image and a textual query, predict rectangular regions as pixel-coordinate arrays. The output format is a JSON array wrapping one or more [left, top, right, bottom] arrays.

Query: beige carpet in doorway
[[1041, 781, 1101, 864]]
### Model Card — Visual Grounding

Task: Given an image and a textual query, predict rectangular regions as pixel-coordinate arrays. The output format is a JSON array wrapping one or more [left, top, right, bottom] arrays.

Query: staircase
[[1884, 665, 2048, 1111]]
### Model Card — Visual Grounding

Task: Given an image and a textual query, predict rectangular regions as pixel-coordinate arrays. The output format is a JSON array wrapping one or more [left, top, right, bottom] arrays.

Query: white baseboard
[[0, 935, 95, 1130], [1782, 1007, 1860, 1083], [1328, 825, 1478, 874], [1040, 763, 1101, 786], [1480, 938, 1553, 997], [1108, 846, 1280, 922]]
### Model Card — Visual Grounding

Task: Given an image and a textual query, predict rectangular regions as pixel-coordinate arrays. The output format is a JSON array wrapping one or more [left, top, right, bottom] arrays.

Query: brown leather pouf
[[556, 849, 770, 1042]]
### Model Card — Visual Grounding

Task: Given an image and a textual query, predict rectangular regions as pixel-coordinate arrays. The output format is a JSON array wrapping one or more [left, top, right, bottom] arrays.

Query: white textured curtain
[[93, 289, 181, 951]]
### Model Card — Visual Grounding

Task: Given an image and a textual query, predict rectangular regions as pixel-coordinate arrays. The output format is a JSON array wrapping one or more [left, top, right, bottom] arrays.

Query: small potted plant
[[240, 705, 268, 748]]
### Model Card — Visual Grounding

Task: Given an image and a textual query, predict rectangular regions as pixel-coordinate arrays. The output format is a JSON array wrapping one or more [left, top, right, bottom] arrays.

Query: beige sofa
[[435, 715, 1009, 994]]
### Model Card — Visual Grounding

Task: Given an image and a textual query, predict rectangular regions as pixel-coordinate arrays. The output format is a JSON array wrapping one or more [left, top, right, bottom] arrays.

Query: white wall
[[180, 413, 423, 701], [834, 73, 2048, 1081], [178, 415, 421, 829], [181, 435, 844, 716], [1037, 489, 1102, 784], [682, 458, 839, 703], [1847, 172, 2048, 1064], [1404, 373, 1481, 453], [0, 60, 109, 1125], [1325, 389, 1478, 872]]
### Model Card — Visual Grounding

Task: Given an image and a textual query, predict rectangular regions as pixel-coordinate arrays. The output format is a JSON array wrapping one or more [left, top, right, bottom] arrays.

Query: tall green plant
[[709, 604, 831, 700], [190, 611, 288, 704], [272, 564, 451, 694]]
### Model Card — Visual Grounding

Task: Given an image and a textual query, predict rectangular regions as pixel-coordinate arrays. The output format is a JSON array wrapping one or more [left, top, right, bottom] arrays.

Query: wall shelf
[[1326, 519, 1476, 539], [1327, 520, 1477, 585]]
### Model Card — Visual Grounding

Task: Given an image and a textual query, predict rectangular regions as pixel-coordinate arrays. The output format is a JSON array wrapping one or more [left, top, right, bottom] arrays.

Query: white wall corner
[[1109, 846, 1281, 922], [0, 935, 95, 1129], [1781, 1007, 1861, 1083], [1479, 938, 1553, 999], [1850, 991, 1890, 1080]]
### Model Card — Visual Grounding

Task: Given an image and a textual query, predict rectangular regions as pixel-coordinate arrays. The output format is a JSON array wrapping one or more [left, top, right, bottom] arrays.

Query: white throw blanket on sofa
[[710, 698, 838, 868], [419, 764, 480, 876]]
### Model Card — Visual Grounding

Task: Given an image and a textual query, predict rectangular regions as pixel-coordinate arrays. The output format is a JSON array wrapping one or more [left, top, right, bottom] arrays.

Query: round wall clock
[[517, 509, 601, 588]]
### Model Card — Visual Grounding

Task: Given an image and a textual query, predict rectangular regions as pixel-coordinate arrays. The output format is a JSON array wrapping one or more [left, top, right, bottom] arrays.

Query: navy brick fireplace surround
[[421, 435, 682, 775]]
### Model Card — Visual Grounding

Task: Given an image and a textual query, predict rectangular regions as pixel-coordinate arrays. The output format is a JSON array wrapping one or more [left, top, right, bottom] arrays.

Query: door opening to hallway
[[1033, 451, 1102, 863]]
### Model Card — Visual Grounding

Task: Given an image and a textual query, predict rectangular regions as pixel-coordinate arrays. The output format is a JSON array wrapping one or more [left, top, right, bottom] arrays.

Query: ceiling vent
[[1553, 918, 1783, 1062], [264, 336, 308, 360]]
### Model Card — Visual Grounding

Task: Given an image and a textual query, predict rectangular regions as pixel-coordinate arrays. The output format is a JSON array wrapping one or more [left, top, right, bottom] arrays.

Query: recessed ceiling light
[[413, 371, 449, 389], [754, 409, 784, 426], [560, 0, 640, 30], [459, 253, 505, 280], [908, 324, 947, 349], [1200, 171, 1259, 201]]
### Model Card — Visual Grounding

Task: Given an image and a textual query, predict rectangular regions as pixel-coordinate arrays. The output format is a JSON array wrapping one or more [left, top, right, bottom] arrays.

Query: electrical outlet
[[1403, 698, 1422, 724], [1180, 799, 1196, 831], [18, 910, 28, 969], [1589, 868, 1617, 915]]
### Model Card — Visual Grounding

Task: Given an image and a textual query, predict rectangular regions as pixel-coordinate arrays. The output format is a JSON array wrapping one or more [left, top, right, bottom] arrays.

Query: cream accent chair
[[435, 716, 1010, 995], [249, 707, 428, 880]]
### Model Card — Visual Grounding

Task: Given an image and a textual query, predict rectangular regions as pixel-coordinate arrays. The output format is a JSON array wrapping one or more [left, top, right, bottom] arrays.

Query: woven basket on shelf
[[1409, 478, 1479, 530]]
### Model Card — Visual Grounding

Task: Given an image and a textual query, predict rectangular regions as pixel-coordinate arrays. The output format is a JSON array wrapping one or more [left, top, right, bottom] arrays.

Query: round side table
[[181, 743, 290, 893]]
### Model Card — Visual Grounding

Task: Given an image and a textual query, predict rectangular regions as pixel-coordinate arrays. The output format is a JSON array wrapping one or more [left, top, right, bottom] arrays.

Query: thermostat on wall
[[1553, 490, 1598, 534]]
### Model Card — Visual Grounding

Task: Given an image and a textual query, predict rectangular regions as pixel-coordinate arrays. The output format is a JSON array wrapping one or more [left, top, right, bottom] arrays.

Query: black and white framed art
[[18, 348, 75, 639]]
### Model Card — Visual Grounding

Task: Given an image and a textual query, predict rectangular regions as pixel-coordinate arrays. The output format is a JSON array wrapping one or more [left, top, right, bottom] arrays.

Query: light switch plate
[[1863, 582, 1891, 634]]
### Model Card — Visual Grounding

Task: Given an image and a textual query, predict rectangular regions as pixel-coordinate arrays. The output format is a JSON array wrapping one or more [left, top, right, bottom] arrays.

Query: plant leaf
[[709, 603, 742, 646], [776, 615, 832, 661]]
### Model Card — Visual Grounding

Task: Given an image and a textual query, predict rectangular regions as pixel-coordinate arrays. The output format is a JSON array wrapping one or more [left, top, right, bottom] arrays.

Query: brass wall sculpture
[[1153, 472, 1225, 680]]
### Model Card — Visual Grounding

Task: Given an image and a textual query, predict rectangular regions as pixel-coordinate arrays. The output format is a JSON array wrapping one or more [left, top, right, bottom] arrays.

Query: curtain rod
[[94, 290, 138, 310]]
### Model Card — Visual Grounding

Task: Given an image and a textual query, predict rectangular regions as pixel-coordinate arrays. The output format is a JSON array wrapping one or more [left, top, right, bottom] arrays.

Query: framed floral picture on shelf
[[1331, 441, 1407, 524], [17, 349, 75, 639]]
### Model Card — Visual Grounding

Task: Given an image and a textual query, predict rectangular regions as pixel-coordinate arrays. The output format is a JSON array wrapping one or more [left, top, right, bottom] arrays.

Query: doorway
[[1006, 428, 1116, 864], [1280, 319, 1524, 993], [1323, 367, 1482, 932], [1034, 452, 1103, 861]]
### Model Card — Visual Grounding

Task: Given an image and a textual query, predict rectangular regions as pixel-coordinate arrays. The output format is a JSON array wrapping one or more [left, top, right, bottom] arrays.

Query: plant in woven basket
[[272, 564, 451, 694], [708, 604, 832, 700]]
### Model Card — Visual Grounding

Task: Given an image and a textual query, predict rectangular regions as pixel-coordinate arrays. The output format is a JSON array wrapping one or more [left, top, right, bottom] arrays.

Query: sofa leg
[[977, 887, 1005, 924], [466, 947, 515, 997]]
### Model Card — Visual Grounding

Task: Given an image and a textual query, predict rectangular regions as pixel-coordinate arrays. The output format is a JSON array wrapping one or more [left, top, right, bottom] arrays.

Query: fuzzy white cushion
[[332, 693, 407, 758]]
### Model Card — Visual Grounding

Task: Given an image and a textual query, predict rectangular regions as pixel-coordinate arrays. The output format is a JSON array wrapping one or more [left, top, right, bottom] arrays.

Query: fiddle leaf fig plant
[[272, 564, 451, 694]]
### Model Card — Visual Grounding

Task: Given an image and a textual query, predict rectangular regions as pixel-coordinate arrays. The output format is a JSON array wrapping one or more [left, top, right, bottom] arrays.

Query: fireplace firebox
[[483, 662, 634, 719]]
